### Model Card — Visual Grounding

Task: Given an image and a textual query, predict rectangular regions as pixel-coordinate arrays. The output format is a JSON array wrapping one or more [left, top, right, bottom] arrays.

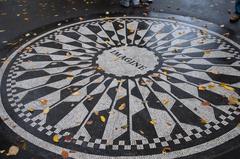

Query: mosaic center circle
[[96, 46, 159, 77]]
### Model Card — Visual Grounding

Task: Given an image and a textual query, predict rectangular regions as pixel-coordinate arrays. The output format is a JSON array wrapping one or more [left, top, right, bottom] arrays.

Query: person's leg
[[230, 0, 240, 23], [120, 0, 130, 7], [132, 0, 140, 7], [236, 0, 240, 15]]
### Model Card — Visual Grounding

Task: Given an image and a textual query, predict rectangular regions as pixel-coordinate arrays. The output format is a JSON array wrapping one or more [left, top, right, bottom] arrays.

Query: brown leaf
[[43, 107, 50, 114], [200, 118, 208, 125], [198, 85, 206, 91], [86, 120, 93, 125], [228, 96, 240, 105], [201, 101, 210, 106], [39, 99, 48, 105], [162, 147, 171, 154], [61, 150, 69, 159]]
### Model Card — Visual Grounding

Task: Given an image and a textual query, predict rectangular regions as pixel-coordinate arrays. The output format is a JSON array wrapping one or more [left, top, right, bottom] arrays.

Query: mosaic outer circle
[[0, 17, 240, 159]]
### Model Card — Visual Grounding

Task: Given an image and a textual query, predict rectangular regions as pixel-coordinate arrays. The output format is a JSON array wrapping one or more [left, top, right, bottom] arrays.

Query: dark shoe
[[230, 14, 240, 23]]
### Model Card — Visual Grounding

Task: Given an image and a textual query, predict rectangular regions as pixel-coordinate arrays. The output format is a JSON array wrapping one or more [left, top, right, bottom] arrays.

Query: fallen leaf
[[53, 134, 60, 143], [118, 103, 126, 111], [228, 96, 240, 105], [220, 83, 235, 91], [86, 95, 94, 101], [151, 72, 160, 78], [163, 71, 168, 75], [139, 130, 144, 135], [162, 98, 170, 105], [39, 99, 48, 105], [121, 124, 128, 129], [72, 91, 80, 96], [43, 107, 50, 114], [28, 106, 35, 112], [0, 150, 5, 154], [100, 115, 106, 123], [201, 101, 210, 106], [6, 146, 19, 156], [149, 119, 157, 125], [200, 118, 208, 125], [162, 147, 171, 154], [61, 150, 69, 159], [86, 120, 93, 125], [67, 76, 74, 80], [64, 135, 72, 142], [198, 85, 206, 91], [207, 83, 215, 89], [94, 111, 99, 116]]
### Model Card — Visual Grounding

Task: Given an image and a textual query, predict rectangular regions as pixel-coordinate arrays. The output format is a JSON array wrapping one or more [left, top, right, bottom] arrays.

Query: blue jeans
[[236, 0, 240, 15], [120, 0, 139, 6]]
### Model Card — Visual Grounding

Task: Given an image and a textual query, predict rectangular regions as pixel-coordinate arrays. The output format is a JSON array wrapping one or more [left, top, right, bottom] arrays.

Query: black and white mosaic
[[0, 17, 240, 158]]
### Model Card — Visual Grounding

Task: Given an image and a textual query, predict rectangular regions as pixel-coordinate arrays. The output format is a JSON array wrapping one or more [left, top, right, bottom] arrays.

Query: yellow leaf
[[118, 103, 126, 111], [43, 107, 50, 114], [53, 134, 60, 143], [149, 119, 157, 125], [39, 99, 48, 105], [200, 118, 208, 125], [207, 83, 215, 89], [163, 71, 168, 75], [6, 146, 19, 156], [100, 116, 106, 123], [162, 99, 170, 106], [28, 106, 35, 112], [220, 83, 235, 91]]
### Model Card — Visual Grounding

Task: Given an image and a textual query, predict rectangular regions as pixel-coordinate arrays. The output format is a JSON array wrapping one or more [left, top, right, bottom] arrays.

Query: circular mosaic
[[0, 17, 240, 159]]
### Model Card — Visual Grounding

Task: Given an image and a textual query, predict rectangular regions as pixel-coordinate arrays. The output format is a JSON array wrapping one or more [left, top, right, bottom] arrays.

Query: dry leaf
[[67, 76, 74, 80], [118, 103, 126, 111], [86, 120, 93, 125], [0, 150, 5, 154], [121, 124, 128, 129], [43, 107, 50, 114], [201, 101, 210, 106], [28, 106, 35, 112], [53, 134, 60, 143], [151, 72, 160, 78], [198, 85, 206, 91], [162, 98, 170, 105], [149, 119, 157, 125], [228, 96, 240, 105], [72, 91, 80, 96], [94, 111, 99, 116], [6, 146, 19, 156], [61, 150, 69, 159], [39, 99, 48, 105], [139, 130, 144, 135], [200, 118, 208, 125], [207, 83, 215, 89], [162, 147, 171, 154], [100, 115, 106, 123]]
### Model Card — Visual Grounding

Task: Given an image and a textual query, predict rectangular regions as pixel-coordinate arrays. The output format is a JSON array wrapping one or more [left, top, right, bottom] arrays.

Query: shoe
[[230, 14, 240, 23]]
